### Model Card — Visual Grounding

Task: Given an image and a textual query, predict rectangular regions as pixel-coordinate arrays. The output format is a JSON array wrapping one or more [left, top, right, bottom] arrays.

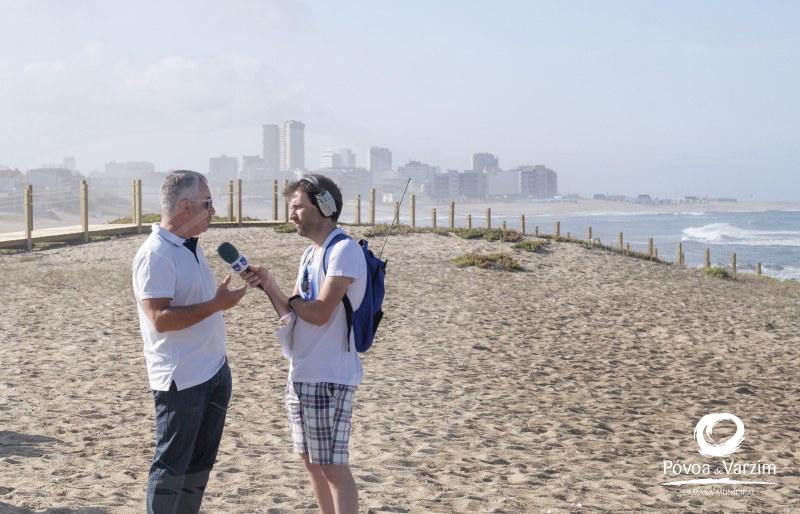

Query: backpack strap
[[322, 232, 355, 352]]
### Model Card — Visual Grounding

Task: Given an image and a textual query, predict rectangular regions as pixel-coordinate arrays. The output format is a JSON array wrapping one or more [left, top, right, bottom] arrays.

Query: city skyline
[[0, 1, 798, 200]]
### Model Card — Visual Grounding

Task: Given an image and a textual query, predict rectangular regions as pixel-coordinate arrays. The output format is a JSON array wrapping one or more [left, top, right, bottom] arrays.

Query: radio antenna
[[378, 177, 412, 259]]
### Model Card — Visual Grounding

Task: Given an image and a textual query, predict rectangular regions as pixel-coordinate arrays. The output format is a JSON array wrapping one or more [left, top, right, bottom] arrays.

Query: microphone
[[217, 242, 278, 310], [217, 242, 250, 273]]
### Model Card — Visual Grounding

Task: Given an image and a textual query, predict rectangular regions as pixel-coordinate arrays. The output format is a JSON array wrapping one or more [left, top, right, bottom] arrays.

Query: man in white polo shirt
[[132, 170, 246, 513]]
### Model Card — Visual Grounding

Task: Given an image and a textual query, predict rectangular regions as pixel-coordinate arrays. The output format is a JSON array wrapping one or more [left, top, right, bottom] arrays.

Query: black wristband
[[287, 294, 303, 309]]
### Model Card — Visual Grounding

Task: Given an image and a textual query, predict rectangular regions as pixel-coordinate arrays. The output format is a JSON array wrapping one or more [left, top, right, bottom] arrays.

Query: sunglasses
[[188, 197, 213, 209]]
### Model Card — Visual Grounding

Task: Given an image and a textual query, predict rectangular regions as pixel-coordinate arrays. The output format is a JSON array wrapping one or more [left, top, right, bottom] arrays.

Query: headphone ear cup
[[315, 190, 337, 217]]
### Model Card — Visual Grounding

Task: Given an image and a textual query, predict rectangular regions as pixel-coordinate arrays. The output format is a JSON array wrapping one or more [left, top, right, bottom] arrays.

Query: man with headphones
[[241, 174, 366, 514]]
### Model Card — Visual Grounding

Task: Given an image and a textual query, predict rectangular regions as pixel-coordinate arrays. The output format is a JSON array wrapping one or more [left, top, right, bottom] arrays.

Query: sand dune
[[1, 226, 799, 512]]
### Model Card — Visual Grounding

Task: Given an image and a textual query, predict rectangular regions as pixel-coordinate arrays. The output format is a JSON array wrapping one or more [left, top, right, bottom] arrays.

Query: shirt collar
[[319, 226, 343, 249], [183, 237, 199, 255], [151, 223, 189, 247]]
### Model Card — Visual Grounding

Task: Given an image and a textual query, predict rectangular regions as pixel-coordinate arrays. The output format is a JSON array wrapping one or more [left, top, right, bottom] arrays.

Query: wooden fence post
[[370, 188, 376, 225], [272, 180, 279, 221], [588, 226, 592, 241], [410, 194, 416, 228], [356, 194, 361, 225], [283, 179, 289, 222], [486, 208, 491, 229], [132, 180, 138, 226], [80, 180, 89, 243], [135, 179, 142, 232], [227, 180, 234, 222], [676, 243, 683, 267], [619, 232, 624, 252], [521, 215, 526, 235], [24, 184, 33, 252], [449, 201, 455, 229], [534, 226, 539, 237], [648, 238, 654, 260], [467, 213, 472, 229], [732, 253, 737, 275], [432, 208, 437, 229], [556, 221, 561, 239], [130, 179, 142, 232], [756, 262, 762, 276], [704, 248, 710, 269], [502, 221, 507, 231], [236, 178, 243, 225]]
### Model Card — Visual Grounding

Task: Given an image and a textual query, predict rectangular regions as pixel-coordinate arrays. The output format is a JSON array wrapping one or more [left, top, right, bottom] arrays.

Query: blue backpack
[[322, 233, 386, 352]]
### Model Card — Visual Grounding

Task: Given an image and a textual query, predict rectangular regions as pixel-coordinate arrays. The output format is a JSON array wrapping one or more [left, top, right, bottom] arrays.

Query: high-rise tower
[[280, 120, 305, 172], [262, 124, 280, 173]]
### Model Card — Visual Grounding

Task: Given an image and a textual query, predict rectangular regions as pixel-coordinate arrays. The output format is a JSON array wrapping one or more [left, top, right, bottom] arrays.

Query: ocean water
[[508, 210, 800, 281]]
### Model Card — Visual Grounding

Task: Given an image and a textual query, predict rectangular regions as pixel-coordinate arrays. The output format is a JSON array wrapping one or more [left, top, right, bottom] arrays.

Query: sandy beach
[[1, 225, 799, 513]]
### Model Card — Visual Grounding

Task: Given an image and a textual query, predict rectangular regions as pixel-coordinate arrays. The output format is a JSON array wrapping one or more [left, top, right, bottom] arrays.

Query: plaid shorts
[[285, 381, 357, 465]]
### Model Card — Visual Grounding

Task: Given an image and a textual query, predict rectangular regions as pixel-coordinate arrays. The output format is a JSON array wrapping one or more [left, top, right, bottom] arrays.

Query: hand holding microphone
[[217, 241, 277, 309], [241, 265, 271, 290]]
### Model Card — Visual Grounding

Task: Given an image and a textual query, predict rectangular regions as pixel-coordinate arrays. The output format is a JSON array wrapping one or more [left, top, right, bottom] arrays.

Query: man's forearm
[[288, 297, 335, 326], [151, 299, 221, 332], [264, 281, 291, 318]]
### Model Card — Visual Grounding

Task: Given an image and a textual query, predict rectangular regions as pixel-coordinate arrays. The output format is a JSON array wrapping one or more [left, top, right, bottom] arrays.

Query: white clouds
[[122, 54, 294, 125], [22, 60, 66, 74], [0, 46, 304, 170], [0, 0, 315, 170]]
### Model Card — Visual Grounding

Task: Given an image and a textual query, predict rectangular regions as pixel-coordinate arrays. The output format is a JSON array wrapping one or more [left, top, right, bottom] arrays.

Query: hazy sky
[[1, 0, 798, 200]]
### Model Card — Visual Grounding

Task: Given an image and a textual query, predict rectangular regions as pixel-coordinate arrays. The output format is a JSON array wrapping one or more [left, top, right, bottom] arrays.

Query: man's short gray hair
[[160, 170, 207, 215]]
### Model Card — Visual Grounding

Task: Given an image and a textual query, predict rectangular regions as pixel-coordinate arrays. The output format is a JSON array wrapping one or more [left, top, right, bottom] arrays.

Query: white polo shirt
[[132, 223, 226, 391]]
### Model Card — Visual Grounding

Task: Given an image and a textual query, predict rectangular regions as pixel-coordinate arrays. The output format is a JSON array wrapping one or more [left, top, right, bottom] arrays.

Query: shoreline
[[405, 199, 800, 217]]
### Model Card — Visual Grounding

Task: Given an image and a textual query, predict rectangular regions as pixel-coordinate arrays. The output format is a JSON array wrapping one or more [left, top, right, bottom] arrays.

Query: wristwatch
[[287, 294, 303, 310]]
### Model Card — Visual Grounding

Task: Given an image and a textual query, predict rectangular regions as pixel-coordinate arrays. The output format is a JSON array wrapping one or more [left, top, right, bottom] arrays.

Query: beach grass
[[450, 228, 485, 240], [453, 252, 523, 271], [705, 266, 735, 280], [273, 223, 297, 233], [482, 229, 524, 242], [362, 224, 430, 237], [109, 214, 263, 224], [109, 213, 161, 224], [450, 228, 523, 242], [512, 239, 550, 253]]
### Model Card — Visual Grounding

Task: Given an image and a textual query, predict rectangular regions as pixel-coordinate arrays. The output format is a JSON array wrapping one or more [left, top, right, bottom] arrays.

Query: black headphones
[[300, 175, 338, 218]]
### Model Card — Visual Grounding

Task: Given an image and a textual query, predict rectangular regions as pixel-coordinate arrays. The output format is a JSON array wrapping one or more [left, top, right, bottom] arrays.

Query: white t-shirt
[[289, 228, 367, 385], [132, 224, 226, 391]]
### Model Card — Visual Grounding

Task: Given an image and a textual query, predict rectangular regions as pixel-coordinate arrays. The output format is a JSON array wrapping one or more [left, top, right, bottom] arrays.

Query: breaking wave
[[682, 223, 800, 247]]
